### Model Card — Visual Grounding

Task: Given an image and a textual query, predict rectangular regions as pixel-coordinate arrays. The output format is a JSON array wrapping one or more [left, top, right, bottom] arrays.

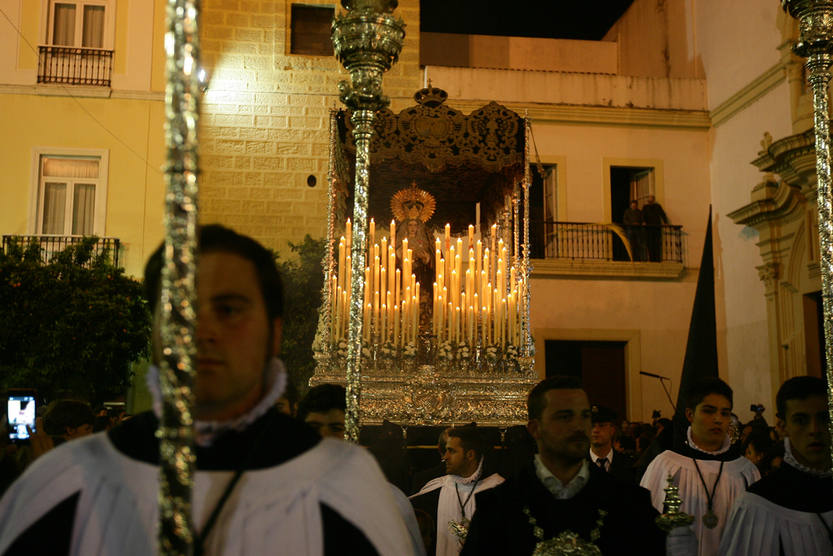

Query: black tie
[[597, 457, 608, 471]]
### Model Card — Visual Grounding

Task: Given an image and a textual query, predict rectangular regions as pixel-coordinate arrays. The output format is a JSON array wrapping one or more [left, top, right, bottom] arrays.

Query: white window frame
[[40, 0, 115, 50], [29, 147, 109, 237]]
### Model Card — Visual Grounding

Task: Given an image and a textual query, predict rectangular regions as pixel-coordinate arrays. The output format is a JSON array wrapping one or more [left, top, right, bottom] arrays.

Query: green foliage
[[274, 235, 325, 399], [0, 238, 151, 404]]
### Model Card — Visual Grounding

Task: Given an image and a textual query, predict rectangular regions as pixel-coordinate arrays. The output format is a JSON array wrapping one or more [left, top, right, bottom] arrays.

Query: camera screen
[[8, 396, 36, 440]]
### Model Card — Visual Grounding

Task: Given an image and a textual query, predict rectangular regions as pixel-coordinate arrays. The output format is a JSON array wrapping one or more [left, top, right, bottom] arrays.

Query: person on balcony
[[622, 200, 644, 261], [642, 195, 669, 262]]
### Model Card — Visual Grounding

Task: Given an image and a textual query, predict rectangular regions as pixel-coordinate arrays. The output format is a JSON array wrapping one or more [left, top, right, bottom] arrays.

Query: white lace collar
[[146, 357, 287, 447], [783, 437, 833, 478], [686, 425, 731, 455]]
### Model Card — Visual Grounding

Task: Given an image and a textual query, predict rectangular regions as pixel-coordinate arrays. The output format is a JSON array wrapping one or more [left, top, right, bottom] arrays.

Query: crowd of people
[[0, 224, 829, 555]]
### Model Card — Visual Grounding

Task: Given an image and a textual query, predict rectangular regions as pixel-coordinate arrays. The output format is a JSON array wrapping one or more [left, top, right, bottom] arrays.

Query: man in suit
[[589, 405, 636, 483], [461, 377, 666, 555]]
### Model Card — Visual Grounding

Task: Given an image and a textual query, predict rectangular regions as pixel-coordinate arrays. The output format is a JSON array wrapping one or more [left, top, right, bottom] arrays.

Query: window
[[39, 1, 113, 86], [290, 4, 335, 56], [48, 1, 106, 48], [30, 149, 108, 237]]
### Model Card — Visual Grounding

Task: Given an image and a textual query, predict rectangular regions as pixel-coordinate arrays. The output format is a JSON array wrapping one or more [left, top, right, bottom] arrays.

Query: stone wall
[[198, 0, 422, 250]]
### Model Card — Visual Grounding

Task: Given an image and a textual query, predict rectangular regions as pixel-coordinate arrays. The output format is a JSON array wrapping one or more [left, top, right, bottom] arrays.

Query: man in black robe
[[461, 376, 666, 556], [719, 376, 833, 555]]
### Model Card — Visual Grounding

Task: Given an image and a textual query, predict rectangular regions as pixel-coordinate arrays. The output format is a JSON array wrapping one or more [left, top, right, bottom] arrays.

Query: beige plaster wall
[[425, 65, 707, 111], [420, 33, 618, 74], [530, 276, 698, 423], [708, 82, 794, 418], [695, 0, 786, 108], [695, 1, 795, 419], [604, 0, 704, 79]]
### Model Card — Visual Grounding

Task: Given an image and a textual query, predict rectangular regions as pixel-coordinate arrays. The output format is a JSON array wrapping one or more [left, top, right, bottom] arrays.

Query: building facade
[[1, 0, 810, 422]]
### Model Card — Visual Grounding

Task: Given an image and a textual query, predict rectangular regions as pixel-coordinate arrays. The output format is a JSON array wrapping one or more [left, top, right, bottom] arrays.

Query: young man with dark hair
[[641, 377, 759, 555], [410, 425, 504, 556], [719, 376, 832, 555], [297, 383, 347, 439], [461, 376, 667, 555], [0, 225, 413, 555]]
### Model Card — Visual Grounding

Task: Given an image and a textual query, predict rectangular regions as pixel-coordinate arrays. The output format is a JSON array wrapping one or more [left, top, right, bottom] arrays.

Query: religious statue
[[391, 183, 436, 328]]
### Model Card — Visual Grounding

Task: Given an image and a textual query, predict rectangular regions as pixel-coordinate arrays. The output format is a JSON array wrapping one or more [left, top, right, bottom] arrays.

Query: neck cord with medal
[[454, 475, 481, 524], [691, 458, 724, 529]]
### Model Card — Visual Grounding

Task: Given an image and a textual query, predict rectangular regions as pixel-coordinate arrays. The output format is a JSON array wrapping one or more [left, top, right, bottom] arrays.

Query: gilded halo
[[390, 182, 436, 223]]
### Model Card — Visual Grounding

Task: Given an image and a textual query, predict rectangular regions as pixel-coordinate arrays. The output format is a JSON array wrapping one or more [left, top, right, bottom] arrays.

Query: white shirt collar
[[589, 447, 613, 465], [686, 426, 731, 455], [534, 454, 590, 500], [450, 456, 484, 485], [147, 357, 287, 447]]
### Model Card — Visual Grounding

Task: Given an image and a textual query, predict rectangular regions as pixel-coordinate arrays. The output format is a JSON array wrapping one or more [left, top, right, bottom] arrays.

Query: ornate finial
[[413, 86, 448, 108], [331, 0, 405, 112], [655, 474, 695, 532], [390, 182, 436, 222], [759, 131, 773, 155]]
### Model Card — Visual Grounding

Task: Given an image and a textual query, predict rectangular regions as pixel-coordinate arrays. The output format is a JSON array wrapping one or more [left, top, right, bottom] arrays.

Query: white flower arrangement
[[505, 344, 519, 359], [403, 342, 417, 358], [484, 345, 499, 361], [437, 340, 454, 361], [457, 345, 471, 360], [361, 346, 372, 359], [380, 343, 394, 357]]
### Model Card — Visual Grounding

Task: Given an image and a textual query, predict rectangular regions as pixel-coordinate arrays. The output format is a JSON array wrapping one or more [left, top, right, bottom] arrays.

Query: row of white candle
[[330, 219, 525, 348]]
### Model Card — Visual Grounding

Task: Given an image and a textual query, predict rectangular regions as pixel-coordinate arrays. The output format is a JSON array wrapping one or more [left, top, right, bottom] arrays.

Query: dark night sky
[[420, 0, 635, 41]]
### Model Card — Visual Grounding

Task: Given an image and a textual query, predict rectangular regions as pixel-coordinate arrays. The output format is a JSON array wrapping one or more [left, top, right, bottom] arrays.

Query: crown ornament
[[390, 182, 436, 222]]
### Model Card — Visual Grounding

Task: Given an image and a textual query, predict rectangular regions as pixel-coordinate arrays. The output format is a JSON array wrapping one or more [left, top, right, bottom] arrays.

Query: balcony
[[530, 221, 685, 279], [37, 46, 113, 87], [2, 235, 121, 268]]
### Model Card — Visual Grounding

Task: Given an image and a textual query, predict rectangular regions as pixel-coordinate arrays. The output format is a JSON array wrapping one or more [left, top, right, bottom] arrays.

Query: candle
[[401, 298, 408, 347], [369, 218, 375, 254], [414, 282, 420, 341], [389, 219, 395, 253], [346, 219, 352, 252], [381, 303, 387, 343], [381, 236, 388, 270], [468, 305, 474, 346], [395, 269, 401, 309], [389, 249, 395, 297], [394, 304, 399, 347], [373, 290, 380, 340], [475, 240, 482, 296], [468, 224, 474, 250], [445, 223, 451, 250], [455, 306, 461, 343]]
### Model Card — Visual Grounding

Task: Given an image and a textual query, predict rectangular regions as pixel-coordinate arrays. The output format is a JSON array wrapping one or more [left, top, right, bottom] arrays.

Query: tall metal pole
[[159, 0, 200, 553], [782, 0, 833, 472], [331, 0, 404, 442]]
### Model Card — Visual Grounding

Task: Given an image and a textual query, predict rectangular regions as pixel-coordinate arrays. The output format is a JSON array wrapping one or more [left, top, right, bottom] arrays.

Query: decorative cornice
[[0, 83, 164, 101], [757, 261, 781, 292], [710, 62, 787, 127], [448, 100, 711, 129], [530, 258, 685, 280], [728, 177, 805, 227]]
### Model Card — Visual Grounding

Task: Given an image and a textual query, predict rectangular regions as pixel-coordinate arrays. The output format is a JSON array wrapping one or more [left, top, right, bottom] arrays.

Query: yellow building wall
[[0, 94, 166, 277], [198, 0, 422, 251]]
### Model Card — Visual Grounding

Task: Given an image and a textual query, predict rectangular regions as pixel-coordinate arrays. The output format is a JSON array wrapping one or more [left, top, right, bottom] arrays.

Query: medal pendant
[[702, 510, 719, 529]]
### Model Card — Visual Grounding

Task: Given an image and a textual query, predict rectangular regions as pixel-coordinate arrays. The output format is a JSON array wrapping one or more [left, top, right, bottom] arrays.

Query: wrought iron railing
[[2, 235, 121, 267], [531, 221, 684, 264], [37, 46, 114, 87]]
